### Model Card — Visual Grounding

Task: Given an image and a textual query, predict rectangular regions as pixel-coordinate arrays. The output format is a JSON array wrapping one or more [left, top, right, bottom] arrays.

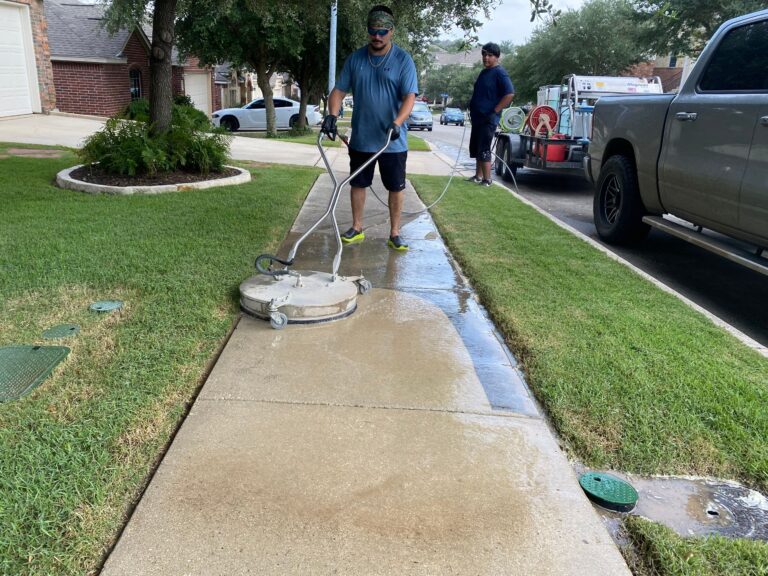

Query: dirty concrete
[[100, 174, 632, 575]]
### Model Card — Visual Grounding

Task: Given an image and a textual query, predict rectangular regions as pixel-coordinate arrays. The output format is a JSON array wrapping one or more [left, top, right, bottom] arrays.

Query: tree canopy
[[502, 0, 650, 103], [632, 0, 766, 56], [422, 63, 482, 107]]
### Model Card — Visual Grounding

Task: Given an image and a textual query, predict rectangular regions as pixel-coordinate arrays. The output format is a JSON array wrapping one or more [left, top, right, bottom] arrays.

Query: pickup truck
[[586, 8, 768, 276]]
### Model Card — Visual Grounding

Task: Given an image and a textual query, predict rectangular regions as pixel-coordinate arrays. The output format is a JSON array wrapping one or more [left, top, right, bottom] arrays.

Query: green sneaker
[[341, 227, 365, 244], [387, 235, 409, 251]]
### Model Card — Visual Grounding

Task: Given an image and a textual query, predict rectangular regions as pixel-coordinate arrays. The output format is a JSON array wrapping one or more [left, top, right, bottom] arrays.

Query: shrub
[[122, 98, 151, 122], [173, 94, 195, 107], [79, 118, 170, 176], [172, 104, 212, 131], [82, 100, 230, 176], [164, 113, 230, 174], [121, 97, 212, 131]]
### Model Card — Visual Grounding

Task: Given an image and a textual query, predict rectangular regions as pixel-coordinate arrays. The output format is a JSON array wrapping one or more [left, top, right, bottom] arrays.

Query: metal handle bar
[[284, 128, 394, 279]]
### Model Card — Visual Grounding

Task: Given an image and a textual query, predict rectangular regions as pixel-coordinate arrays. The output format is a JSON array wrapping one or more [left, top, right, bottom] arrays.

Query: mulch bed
[[69, 165, 240, 187]]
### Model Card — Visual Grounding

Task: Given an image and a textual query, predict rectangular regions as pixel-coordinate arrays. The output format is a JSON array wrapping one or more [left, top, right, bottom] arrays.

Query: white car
[[212, 97, 322, 131]]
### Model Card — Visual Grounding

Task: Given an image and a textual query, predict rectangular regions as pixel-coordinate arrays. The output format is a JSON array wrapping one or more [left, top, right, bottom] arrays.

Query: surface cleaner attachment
[[239, 130, 392, 329]]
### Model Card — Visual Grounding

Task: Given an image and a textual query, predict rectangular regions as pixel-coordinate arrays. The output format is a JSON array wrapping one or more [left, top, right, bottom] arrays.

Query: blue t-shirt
[[469, 65, 515, 125], [335, 44, 418, 153]]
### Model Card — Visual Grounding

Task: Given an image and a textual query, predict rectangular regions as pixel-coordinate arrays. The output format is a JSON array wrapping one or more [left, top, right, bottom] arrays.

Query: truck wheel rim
[[604, 175, 621, 223]]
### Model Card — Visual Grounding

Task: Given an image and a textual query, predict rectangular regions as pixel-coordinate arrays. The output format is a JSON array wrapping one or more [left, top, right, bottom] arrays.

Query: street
[[414, 119, 768, 349]]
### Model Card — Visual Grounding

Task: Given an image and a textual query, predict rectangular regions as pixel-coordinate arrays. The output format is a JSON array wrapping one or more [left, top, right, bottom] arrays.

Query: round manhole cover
[[42, 324, 80, 339], [580, 472, 638, 512], [89, 300, 123, 313]]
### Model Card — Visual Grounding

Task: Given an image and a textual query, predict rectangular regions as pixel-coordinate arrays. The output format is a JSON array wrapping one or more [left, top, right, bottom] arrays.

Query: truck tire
[[593, 155, 649, 243], [494, 139, 507, 176]]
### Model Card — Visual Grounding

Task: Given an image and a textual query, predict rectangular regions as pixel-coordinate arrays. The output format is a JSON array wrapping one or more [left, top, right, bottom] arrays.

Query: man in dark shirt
[[468, 42, 515, 186]]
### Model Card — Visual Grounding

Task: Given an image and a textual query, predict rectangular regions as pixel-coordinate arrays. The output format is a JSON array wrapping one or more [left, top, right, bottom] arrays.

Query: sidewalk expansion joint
[[197, 396, 541, 421]]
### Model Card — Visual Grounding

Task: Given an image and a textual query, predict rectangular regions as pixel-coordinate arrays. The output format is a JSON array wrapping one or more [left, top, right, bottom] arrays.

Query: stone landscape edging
[[56, 165, 251, 195]]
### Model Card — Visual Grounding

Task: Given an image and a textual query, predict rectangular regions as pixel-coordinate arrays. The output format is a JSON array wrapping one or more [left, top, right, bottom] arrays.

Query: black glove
[[321, 115, 338, 140], [389, 122, 401, 142]]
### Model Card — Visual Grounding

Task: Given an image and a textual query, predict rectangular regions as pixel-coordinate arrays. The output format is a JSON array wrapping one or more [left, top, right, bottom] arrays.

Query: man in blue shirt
[[321, 5, 418, 251], [468, 42, 515, 186]]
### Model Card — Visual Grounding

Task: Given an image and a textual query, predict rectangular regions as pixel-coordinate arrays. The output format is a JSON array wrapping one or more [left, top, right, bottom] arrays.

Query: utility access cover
[[43, 324, 80, 339], [579, 471, 638, 512], [90, 300, 123, 313], [0, 345, 70, 402]]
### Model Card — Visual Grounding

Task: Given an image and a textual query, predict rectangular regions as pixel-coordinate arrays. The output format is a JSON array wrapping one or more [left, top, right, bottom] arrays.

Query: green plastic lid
[[42, 324, 80, 339], [579, 472, 638, 512]]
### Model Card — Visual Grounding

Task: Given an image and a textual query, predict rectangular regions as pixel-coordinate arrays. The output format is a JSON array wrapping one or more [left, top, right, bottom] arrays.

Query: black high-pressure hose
[[255, 254, 294, 277]]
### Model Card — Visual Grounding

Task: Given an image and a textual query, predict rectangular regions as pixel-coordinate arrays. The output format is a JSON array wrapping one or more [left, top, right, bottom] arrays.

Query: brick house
[[0, 0, 219, 119], [0, 0, 56, 116], [45, 0, 219, 117]]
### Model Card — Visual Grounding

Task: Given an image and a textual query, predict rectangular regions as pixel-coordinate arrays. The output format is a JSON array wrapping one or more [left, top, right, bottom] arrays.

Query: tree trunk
[[297, 87, 309, 131], [254, 61, 276, 137], [149, 0, 177, 135]]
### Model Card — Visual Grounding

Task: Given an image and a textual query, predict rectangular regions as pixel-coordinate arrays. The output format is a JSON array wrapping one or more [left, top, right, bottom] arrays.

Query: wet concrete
[[578, 467, 768, 542], [101, 173, 631, 575]]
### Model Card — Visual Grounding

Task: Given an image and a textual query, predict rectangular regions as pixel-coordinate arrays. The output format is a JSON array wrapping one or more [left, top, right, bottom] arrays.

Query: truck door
[[658, 19, 767, 229], [733, 20, 768, 245], [740, 113, 768, 246]]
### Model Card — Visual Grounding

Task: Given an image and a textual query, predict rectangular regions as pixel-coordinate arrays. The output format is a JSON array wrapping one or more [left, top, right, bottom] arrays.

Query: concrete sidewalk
[[0, 113, 456, 176], [100, 173, 631, 575]]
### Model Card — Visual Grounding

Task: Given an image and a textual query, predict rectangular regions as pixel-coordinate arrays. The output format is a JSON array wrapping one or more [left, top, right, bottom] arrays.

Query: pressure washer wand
[[284, 129, 393, 279]]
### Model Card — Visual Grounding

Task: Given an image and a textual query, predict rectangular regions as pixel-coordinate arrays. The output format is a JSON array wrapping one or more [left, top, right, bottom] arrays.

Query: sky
[[446, 0, 587, 46]]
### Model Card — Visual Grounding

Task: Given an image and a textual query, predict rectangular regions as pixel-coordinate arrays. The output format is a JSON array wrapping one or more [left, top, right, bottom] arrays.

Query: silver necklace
[[368, 45, 393, 69]]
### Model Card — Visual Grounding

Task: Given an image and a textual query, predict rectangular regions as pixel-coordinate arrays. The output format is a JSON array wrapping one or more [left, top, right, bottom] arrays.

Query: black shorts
[[348, 149, 407, 192], [469, 121, 497, 162]]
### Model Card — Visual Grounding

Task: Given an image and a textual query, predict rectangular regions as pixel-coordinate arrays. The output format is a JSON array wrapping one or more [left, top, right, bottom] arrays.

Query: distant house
[[0, 0, 57, 117], [629, 54, 693, 93], [0, 0, 220, 119], [215, 64, 258, 109], [430, 46, 482, 69], [45, 0, 219, 117]]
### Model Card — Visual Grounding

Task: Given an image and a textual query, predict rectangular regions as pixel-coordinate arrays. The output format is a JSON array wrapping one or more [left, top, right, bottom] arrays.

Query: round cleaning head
[[579, 472, 638, 512], [240, 270, 365, 327]]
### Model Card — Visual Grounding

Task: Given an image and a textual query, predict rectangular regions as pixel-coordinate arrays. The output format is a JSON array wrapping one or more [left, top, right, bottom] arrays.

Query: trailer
[[494, 74, 663, 181]]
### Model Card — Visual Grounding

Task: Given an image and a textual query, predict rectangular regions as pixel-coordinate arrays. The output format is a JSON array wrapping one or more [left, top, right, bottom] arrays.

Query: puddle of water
[[576, 466, 768, 541]]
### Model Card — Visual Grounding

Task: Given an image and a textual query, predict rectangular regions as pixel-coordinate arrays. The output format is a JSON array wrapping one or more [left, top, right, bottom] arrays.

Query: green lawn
[[624, 517, 768, 576], [0, 145, 319, 575], [411, 175, 768, 575], [5, 148, 764, 575]]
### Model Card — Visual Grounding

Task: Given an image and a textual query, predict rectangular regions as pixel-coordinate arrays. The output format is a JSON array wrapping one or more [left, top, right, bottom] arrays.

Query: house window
[[668, 55, 677, 67], [129, 69, 142, 100]]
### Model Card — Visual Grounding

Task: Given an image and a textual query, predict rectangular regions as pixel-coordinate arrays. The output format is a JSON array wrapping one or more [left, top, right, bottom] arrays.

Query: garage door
[[185, 72, 210, 115], [0, 4, 35, 117]]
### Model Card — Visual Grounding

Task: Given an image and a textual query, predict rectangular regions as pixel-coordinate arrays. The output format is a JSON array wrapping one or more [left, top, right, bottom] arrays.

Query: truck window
[[699, 19, 768, 92]]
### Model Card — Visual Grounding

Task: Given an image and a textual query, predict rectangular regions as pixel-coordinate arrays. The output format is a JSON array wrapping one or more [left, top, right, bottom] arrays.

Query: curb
[[56, 165, 251, 195]]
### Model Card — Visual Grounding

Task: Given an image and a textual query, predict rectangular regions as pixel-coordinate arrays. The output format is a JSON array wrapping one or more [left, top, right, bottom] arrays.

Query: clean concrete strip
[[56, 165, 251, 195], [101, 174, 631, 575], [495, 181, 768, 359]]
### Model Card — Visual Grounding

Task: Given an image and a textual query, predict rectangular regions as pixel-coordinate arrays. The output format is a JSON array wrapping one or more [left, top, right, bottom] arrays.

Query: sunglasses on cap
[[368, 27, 392, 36]]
